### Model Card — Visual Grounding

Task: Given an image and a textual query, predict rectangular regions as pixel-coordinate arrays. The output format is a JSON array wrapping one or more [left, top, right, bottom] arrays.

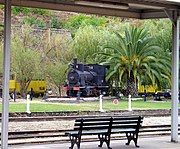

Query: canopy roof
[[0, 0, 180, 19]]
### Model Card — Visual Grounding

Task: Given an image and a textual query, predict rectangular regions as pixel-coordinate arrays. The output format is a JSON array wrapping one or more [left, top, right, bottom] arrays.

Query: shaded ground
[[9, 135, 180, 149]]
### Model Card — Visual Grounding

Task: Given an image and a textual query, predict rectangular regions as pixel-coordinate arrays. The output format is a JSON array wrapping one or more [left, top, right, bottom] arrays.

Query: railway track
[[0, 109, 179, 145], [2, 124, 179, 145], [3, 109, 176, 122]]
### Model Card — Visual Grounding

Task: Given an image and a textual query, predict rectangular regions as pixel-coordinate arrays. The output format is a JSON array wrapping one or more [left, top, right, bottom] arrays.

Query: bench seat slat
[[111, 128, 136, 133], [65, 129, 109, 135], [66, 128, 137, 136]]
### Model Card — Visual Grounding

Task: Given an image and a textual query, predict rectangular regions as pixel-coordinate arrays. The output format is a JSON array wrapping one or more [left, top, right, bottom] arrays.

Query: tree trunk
[[20, 80, 31, 98], [20, 81, 26, 99], [125, 72, 138, 97], [58, 85, 61, 98]]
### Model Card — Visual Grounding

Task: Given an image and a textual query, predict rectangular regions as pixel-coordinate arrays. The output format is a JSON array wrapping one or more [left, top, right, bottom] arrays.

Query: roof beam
[[100, 0, 179, 10], [141, 10, 168, 19], [0, 0, 141, 19], [0, 0, 178, 19]]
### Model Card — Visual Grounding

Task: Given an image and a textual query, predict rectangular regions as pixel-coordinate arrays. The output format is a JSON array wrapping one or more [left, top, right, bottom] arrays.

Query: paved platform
[[9, 135, 180, 149]]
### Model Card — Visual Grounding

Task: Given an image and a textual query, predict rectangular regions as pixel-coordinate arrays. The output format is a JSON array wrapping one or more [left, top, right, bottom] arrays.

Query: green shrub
[[11, 6, 50, 16], [64, 14, 107, 32], [50, 17, 62, 28], [12, 6, 31, 15], [35, 19, 46, 28], [23, 17, 46, 28], [23, 17, 37, 25], [31, 8, 50, 16]]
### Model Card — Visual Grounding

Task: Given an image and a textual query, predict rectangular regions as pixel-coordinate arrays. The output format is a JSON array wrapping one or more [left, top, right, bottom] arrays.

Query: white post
[[171, 14, 179, 142], [99, 94, 104, 112], [26, 94, 31, 114], [128, 94, 132, 111], [1, 1, 11, 149]]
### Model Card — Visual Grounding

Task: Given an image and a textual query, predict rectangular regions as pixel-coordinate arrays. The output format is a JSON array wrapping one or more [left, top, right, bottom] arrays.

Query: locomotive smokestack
[[73, 58, 77, 65]]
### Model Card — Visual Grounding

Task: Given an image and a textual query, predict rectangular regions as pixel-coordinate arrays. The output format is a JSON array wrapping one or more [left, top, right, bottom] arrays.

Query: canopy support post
[[1, 0, 11, 148], [171, 10, 179, 143]]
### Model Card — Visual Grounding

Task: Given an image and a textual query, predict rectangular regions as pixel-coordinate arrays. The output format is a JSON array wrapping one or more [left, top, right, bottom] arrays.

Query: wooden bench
[[65, 116, 143, 149]]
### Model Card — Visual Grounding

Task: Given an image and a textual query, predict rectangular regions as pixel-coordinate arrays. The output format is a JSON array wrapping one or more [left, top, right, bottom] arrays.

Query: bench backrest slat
[[75, 121, 110, 126], [113, 120, 143, 124], [112, 116, 143, 132], [113, 116, 141, 121], [74, 125, 110, 130], [73, 116, 143, 135], [75, 118, 111, 122], [74, 117, 113, 133]]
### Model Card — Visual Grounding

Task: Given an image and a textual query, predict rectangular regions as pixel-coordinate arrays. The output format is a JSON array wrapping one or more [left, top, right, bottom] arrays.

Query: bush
[[12, 6, 31, 15], [11, 6, 50, 16], [63, 14, 107, 32], [35, 19, 46, 28], [50, 17, 62, 28], [23, 17, 46, 28], [23, 17, 36, 25], [31, 8, 50, 16]]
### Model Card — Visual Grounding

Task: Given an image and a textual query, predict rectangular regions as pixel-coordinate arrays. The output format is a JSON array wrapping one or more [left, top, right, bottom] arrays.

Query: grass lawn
[[0, 98, 179, 113]]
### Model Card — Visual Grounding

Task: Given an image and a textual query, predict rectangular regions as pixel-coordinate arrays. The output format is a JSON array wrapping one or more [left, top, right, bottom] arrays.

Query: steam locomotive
[[64, 59, 109, 97]]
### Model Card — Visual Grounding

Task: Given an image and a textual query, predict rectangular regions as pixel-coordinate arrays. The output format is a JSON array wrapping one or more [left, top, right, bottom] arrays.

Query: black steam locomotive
[[64, 59, 109, 97]]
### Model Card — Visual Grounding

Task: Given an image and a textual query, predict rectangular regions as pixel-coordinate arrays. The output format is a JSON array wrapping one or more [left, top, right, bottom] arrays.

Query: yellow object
[[138, 84, 161, 93], [9, 80, 16, 91], [9, 79, 46, 95]]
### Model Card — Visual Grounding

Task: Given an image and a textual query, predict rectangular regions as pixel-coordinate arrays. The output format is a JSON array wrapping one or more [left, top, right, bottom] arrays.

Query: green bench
[[65, 116, 143, 149]]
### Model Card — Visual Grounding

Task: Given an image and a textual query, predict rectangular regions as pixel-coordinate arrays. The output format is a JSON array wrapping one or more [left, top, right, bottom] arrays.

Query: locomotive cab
[[65, 59, 109, 97]]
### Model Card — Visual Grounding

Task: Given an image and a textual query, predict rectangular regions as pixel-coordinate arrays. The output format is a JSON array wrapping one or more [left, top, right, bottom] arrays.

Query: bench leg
[[125, 132, 132, 146], [69, 135, 81, 149], [125, 133, 139, 148], [133, 133, 139, 148], [98, 134, 112, 149]]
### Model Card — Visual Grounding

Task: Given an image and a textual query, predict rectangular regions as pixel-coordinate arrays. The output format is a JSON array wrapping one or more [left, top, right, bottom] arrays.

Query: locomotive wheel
[[66, 90, 78, 97], [72, 91, 78, 97], [66, 91, 70, 96], [81, 90, 88, 97]]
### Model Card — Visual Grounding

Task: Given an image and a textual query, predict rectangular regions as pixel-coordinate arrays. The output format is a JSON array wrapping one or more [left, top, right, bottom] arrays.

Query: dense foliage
[[63, 14, 108, 34], [100, 27, 171, 96], [0, 7, 173, 96]]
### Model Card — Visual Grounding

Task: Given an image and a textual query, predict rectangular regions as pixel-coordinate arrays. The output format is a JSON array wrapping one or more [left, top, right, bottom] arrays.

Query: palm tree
[[100, 27, 171, 97]]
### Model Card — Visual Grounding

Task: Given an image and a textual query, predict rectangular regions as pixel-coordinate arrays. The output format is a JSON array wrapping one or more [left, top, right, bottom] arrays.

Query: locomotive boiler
[[64, 59, 109, 97]]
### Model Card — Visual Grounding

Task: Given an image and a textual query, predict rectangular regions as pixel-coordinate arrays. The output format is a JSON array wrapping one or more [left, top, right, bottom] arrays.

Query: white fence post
[[128, 94, 132, 111], [99, 94, 104, 112]]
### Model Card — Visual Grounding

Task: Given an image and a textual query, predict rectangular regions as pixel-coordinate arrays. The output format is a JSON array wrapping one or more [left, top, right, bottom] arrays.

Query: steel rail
[[1, 125, 179, 142]]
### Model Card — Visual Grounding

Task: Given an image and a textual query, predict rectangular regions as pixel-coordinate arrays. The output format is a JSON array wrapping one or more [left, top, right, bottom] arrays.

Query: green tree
[[142, 19, 172, 90], [71, 26, 112, 63], [101, 27, 171, 97], [142, 19, 172, 53], [11, 28, 42, 96], [11, 44, 41, 95], [43, 33, 73, 64], [46, 62, 68, 97], [41, 33, 73, 96]]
